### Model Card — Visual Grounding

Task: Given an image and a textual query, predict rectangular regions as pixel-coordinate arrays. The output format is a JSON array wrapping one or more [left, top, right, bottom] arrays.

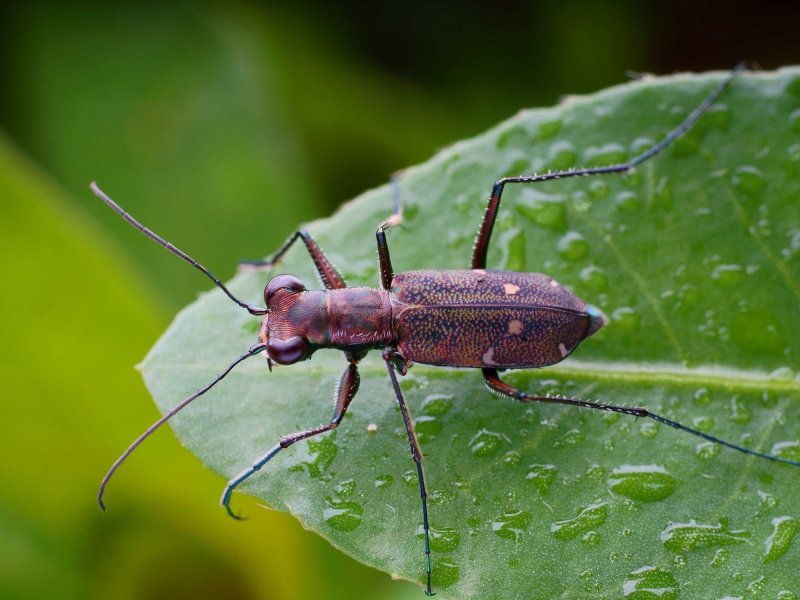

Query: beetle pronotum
[[94, 63, 799, 596]]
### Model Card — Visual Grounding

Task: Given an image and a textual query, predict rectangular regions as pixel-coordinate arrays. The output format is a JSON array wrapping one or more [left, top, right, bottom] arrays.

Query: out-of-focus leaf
[[0, 132, 413, 600], [144, 69, 800, 598]]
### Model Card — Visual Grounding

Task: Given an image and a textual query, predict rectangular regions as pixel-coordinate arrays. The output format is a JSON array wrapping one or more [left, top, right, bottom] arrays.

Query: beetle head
[[585, 304, 606, 338], [259, 274, 311, 365]]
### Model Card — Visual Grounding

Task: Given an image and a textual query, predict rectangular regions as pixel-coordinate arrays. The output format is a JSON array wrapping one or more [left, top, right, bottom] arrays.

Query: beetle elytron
[[95, 64, 800, 596]]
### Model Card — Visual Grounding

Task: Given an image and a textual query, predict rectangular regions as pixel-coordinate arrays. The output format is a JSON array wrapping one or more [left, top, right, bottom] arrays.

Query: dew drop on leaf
[[660, 519, 750, 552], [526, 464, 558, 494], [607, 465, 678, 503], [469, 429, 503, 457], [763, 516, 798, 563], [492, 510, 532, 542], [732, 165, 766, 196], [551, 503, 608, 541], [556, 231, 589, 261]]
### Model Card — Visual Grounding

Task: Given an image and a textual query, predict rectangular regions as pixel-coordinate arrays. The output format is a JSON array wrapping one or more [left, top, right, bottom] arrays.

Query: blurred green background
[[2, 1, 800, 599]]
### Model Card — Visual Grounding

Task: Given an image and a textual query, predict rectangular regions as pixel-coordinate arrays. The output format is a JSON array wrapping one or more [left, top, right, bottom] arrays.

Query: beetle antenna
[[90, 183, 268, 316], [98, 343, 267, 511]]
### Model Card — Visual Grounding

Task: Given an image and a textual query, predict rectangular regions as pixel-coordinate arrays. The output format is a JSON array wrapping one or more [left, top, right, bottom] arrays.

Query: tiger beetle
[[95, 63, 800, 596]]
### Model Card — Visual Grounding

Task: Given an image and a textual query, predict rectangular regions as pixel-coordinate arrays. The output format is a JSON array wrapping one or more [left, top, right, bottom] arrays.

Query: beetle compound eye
[[267, 335, 308, 365], [264, 274, 306, 304]]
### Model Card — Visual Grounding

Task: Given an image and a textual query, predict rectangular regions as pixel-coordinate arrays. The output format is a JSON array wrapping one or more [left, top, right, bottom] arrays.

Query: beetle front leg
[[221, 359, 360, 518], [383, 349, 433, 596], [239, 229, 346, 290]]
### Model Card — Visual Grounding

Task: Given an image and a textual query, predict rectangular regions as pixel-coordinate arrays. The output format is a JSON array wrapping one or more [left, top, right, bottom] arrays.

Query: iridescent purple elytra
[[95, 66, 800, 598]]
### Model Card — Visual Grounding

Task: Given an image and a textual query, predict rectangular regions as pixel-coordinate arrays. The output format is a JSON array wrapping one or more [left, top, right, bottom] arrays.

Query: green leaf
[[142, 68, 800, 598]]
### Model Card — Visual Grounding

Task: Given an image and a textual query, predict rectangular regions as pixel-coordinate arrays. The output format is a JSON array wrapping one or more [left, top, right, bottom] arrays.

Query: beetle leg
[[483, 368, 800, 468], [482, 368, 648, 417], [239, 229, 346, 290], [383, 349, 433, 597], [376, 222, 395, 291], [220, 358, 360, 518], [471, 63, 746, 269]]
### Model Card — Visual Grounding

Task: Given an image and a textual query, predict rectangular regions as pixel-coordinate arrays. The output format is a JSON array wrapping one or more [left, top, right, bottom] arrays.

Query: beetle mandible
[[94, 63, 800, 597]]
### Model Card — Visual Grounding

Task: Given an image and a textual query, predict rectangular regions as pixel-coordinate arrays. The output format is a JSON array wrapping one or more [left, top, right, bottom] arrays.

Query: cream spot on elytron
[[549, 279, 559, 288], [503, 283, 521, 295], [482, 347, 497, 365], [558, 343, 568, 358], [508, 319, 523, 335]]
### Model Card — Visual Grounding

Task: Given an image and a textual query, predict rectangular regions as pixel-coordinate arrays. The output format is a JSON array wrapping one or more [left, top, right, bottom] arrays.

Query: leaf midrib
[[147, 359, 800, 392]]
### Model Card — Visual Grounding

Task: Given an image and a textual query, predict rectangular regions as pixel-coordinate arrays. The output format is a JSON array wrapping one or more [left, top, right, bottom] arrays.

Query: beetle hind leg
[[483, 367, 800, 469]]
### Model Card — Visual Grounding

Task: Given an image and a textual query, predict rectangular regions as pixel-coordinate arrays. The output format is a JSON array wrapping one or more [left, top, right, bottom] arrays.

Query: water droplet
[[758, 490, 778, 509], [503, 153, 531, 178], [589, 179, 610, 200], [557, 231, 589, 262], [403, 470, 417, 487], [710, 548, 728, 567], [516, 189, 567, 231], [469, 429, 503, 457], [711, 264, 745, 287], [526, 464, 558, 494], [323, 498, 364, 531], [771, 441, 800, 461], [763, 516, 799, 563], [630, 137, 654, 154], [729, 395, 753, 425], [415, 416, 443, 444], [417, 525, 461, 552], [535, 119, 562, 141], [768, 366, 795, 382], [492, 510, 532, 542], [696, 442, 720, 460], [290, 435, 338, 478], [428, 490, 454, 505], [502, 228, 526, 271], [334, 479, 356, 497], [551, 503, 608, 541], [731, 309, 786, 356], [707, 103, 732, 131], [579, 265, 608, 292], [496, 126, 527, 149], [608, 465, 678, 503], [374, 474, 393, 489], [422, 394, 454, 416], [732, 165, 766, 196], [639, 421, 659, 439], [623, 566, 680, 599], [746, 576, 767, 595], [431, 559, 460, 588], [503, 451, 521, 466], [693, 388, 712, 406], [660, 519, 750, 552], [616, 191, 642, 211], [584, 143, 627, 167], [601, 411, 621, 425], [553, 428, 584, 448], [612, 307, 640, 332], [790, 108, 800, 134], [692, 416, 714, 432], [546, 140, 577, 170], [580, 531, 601, 545], [586, 464, 606, 479]]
